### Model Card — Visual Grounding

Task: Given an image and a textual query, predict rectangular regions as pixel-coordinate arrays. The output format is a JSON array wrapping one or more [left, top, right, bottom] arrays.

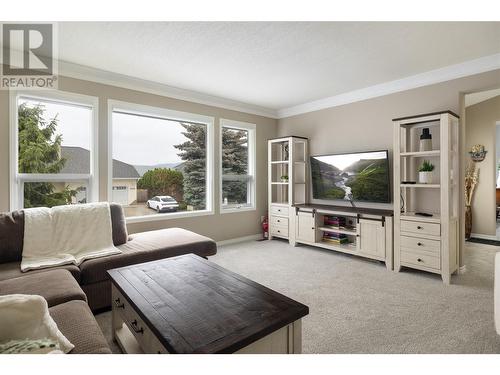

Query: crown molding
[[58, 60, 279, 119], [59, 53, 500, 121], [277, 53, 500, 119]]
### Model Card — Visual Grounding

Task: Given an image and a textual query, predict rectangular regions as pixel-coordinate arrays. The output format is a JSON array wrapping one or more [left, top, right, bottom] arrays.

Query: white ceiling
[[465, 88, 500, 107], [57, 22, 500, 114]]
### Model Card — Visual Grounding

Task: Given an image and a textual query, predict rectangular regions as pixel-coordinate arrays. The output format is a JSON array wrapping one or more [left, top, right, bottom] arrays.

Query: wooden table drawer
[[401, 251, 440, 270], [271, 216, 288, 227], [113, 286, 152, 351], [400, 235, 440, 255], [271, 205, 289, 217], [401, 220, 440, 237], [271, 224, 288, 237]]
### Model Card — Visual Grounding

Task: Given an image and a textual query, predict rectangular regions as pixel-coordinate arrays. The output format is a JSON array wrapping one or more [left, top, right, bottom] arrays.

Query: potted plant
[[280, 175, 289, 183], [418, 160, 435, 184]]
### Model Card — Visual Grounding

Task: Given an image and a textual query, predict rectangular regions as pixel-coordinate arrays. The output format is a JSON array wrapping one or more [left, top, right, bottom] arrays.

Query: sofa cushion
[[110, 203, 128, 246], [49, 300, 111, 354], [0, 210, 24, 263], [0, 204, 127, 266], [79, 227, 217, 284], [0, 269, 86, 307], [0, 262, 81, 283]]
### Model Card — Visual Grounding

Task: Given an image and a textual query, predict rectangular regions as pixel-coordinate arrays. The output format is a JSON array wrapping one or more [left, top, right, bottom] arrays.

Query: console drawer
[[401, 251, 440, 270], [401, 220, 440, 237], [271, 205, 289, 217], [400, 235, 440, 255], [271, 216, 288, 227], [271, 224, 288, 238]]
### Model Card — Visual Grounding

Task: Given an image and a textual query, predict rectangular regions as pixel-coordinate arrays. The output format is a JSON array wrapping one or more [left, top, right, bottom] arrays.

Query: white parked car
[[147, 195, 179, 213]]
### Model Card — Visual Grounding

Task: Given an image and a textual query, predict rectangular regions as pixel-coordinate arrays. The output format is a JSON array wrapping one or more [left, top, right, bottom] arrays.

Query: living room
[[1, 2, 500, 373]]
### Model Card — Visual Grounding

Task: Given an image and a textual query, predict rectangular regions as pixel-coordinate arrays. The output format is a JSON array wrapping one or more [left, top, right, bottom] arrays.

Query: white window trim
[[108, 99, 215, 223], [9, 89, 99, 210], [219, 118, 256, 214]]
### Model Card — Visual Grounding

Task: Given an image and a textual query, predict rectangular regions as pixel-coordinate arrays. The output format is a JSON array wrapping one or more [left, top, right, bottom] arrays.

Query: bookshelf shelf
[[400, 184, 440, 188], [400, 150, 440, 157], [393, 111, 460, 284]]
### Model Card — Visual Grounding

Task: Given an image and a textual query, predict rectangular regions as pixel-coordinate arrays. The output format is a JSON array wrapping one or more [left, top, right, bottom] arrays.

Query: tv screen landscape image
[[310, 150, 390, 203]]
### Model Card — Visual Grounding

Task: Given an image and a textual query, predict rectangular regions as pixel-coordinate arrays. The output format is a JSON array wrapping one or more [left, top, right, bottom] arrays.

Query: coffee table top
[[108, 254, 309, 354]]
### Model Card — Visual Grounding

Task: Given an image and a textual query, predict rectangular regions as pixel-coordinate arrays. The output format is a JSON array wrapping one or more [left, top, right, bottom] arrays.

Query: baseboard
[[470, 233, 498, 241], [217, 234, 262, 246]]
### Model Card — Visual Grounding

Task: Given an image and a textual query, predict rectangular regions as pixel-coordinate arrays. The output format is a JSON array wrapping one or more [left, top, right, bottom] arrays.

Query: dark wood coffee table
[[108, 254, 309, 354]]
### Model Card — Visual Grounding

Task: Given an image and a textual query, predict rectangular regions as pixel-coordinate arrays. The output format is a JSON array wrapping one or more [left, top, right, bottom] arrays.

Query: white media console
[[268, 136, 394, 269], [290, 204, 393, 270]]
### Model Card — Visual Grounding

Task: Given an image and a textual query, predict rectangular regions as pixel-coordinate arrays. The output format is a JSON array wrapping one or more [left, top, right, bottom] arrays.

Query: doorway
[[464, 88, 500, 241]]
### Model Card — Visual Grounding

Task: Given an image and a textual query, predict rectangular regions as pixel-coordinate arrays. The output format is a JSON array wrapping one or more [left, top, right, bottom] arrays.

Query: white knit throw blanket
[[21, 202, 121, 272], [0, 294, 74, 354]]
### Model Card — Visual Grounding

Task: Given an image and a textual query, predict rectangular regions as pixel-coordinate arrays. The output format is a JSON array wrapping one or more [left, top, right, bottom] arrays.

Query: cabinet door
[[295, 211, 315, 243], [358, 219, 385, 258]]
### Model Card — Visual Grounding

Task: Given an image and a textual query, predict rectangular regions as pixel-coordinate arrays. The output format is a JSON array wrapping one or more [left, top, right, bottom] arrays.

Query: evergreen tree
[[174, 123, 206, 209], [18, 103, 75, 208], [221, 128, 248, 204]]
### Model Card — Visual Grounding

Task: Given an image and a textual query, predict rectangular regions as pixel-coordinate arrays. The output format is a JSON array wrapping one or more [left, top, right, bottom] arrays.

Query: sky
[[112, 112, 189, 166], [314, 151, 387, 170], [21, 98, 195, 167]]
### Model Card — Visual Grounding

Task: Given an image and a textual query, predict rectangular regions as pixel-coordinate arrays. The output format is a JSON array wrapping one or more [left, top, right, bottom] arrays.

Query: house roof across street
[[60, 146, 140, 179]]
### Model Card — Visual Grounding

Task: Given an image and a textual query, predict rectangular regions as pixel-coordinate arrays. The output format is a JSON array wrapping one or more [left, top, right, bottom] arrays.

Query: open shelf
[[271, 161, 289, 164], [400, 150, 440, 157], [400, 184, 440, 188], [400, 212, 441, 223], [271, 182, 289, 185], [318, 226, 357, 236]]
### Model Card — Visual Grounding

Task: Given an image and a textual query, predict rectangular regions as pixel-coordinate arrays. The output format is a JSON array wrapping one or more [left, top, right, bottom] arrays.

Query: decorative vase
[[419, 128, 432, 152], [465, 205, 472, 239], [418, 171, 433, 184]]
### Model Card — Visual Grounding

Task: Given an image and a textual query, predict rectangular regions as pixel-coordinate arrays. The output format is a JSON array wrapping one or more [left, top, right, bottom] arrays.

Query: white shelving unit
[[268, 136, 308, 240], [393, 111, 460, 284]]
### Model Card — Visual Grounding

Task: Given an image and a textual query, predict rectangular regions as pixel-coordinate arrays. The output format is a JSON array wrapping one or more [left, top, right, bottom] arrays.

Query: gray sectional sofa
[[0, 203, 217, 353]]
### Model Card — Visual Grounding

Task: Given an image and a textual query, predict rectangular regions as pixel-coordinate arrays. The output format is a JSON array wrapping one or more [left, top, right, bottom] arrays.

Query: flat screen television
[[310, 150, 390, 203]]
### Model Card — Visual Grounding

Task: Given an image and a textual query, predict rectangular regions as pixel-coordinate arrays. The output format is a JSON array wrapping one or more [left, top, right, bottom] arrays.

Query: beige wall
[[465, 95, 500, 237], [0, 76, 278, 241]]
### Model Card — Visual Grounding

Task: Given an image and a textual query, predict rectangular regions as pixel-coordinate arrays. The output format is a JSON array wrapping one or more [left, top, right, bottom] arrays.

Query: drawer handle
[[417, 242, 423, 246], [277, 230, 280, 233], [131, 320, 144, 334], [417, 258, 423, 262], [114, 298, 124, 309], [277, 209, 281, 212], [417, 226, 423, 230], [277, 219, 280, 223]]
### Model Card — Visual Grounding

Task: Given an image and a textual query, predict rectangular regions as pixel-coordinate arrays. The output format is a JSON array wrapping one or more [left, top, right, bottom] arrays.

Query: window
[[109, 100, 214, 222], [10, 91, 98, 210], [220, 119, 256, 212]]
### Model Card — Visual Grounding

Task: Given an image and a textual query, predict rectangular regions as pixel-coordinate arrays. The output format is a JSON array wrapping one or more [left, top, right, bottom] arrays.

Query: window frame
[[9, 89, 99, 211], [219, 118, 256, 214], [108, 99, 215, 224]]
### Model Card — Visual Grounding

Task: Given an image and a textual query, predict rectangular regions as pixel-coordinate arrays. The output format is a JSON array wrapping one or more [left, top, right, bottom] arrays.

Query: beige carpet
[[96, 239, 500, 353]]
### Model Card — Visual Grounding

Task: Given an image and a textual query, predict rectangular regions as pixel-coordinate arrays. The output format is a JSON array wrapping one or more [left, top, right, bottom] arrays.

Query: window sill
[[220, 206, 256, 214], [125, 209, 214, 224]]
